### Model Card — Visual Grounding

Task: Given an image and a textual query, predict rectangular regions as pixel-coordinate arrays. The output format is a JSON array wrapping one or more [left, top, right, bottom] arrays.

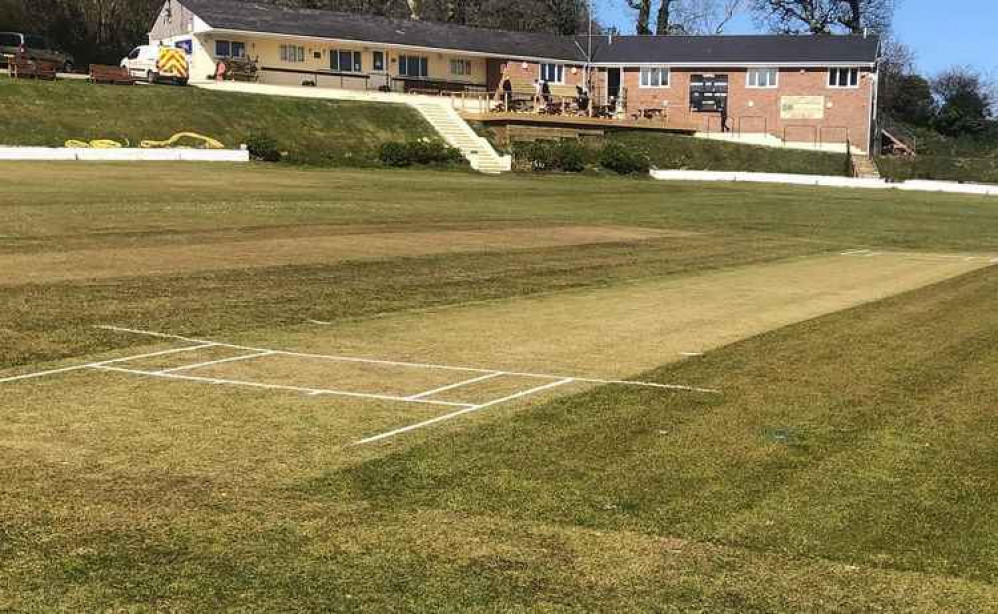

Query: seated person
[[576, 85, 590, 113]]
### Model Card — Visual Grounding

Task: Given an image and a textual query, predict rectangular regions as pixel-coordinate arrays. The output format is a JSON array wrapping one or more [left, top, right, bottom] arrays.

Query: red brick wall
[[620, 66, 874, 147]]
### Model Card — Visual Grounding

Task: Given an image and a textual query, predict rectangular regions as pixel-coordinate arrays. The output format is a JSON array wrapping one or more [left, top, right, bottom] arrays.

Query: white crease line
[[91, 365, 474, 408], [0, 344, 212, 385], [681, 352, 704, 357], [354, 378, 575, 445], [407, 371, 504, 400], [505, 372, 720, 394], [156, 351, 275, 374], [97, 325, 720, 394], [840, 249, 870, 255]]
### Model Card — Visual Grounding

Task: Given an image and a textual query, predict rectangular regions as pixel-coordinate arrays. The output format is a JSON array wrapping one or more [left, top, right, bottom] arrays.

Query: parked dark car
[[0, 32, 75, 72]]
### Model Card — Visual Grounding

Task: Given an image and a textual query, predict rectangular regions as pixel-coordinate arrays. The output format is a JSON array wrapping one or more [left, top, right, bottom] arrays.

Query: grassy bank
[[0, 78, 434, 165], [877, 155, 998, 185], [607, 131, 850, 176]]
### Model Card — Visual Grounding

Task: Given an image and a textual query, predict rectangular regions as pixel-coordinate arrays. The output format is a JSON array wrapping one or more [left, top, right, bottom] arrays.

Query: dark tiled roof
[[578, 34, 880, 65], [180, 0, 582, 61], [180, 0, 880, 65]]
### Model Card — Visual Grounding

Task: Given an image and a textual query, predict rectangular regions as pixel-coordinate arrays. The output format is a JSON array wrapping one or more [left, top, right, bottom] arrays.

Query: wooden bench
[[89, 64, 136, 85], [10, 59, 57, 80]]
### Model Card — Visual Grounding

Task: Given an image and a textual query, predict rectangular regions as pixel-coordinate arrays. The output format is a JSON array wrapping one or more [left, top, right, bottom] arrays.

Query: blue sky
[[596, 0, 996, 77]]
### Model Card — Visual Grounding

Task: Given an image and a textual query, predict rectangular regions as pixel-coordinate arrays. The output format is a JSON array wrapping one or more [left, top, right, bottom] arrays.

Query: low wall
[[650, 169, 998, 197], [0, 147, 250, 162]]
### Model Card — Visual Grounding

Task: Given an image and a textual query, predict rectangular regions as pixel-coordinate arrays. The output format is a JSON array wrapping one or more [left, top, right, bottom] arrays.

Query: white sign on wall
[[780, 96, 826, 120]]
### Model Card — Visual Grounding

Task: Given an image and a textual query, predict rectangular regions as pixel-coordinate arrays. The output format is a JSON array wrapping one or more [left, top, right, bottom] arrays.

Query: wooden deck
[[461, 112, 699, 135]]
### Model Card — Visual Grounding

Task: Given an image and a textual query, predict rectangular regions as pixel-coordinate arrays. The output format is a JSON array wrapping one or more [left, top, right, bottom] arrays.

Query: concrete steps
[[852, 154, 881, 179], [409, 101, 509, 175]]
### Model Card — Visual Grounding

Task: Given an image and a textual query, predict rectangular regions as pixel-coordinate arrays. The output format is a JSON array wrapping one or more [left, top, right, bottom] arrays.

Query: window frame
[[399, 54, 429, 78], [330, 49, 362, 73], [828, 67, 860, 89], [279, 44, 305, 64], [746, 67, 778, 89], [449, 58, 473, 77], [540, 63, 565, 84], [372, 50, 385, 72], [639, 66, 671, 89], [214, 39, 246, 59]]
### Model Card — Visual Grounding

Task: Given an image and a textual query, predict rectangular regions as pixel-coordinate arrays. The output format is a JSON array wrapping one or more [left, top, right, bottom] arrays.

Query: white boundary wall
[[0, 147, 249, 162], [650, 170, 998, 197]]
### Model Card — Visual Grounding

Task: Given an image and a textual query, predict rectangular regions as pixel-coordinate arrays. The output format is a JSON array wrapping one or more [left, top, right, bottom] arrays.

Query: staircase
[[409, 100, 509, 175], [851, 154, 881, 180]]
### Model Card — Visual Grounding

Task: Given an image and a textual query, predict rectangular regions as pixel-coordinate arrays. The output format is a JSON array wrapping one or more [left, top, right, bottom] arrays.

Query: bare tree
[[645, 0, 745, 35], [669, 0, 745, 34], [752, 0, 896, 35], [655, 0, 680, 34], [627, 0, 654, 34]]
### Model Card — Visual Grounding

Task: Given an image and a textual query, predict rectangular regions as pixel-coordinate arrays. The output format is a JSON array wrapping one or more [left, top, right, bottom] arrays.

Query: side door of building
[[370, 49, 389, 90]]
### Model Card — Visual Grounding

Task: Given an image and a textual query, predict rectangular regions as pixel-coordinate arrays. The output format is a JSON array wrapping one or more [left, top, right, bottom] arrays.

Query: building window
[[828, 67, 860, 88], [373, 51, 385, 71], [450, 59, 473, 76], [540, 63, 564, 84], [747, 67, 778, 88], [639, 66, 670, 88], [215, 40, 245, 58], [331, 49, 362, 72], [280, 44, 305, 63], [399, 55, 429, 78]]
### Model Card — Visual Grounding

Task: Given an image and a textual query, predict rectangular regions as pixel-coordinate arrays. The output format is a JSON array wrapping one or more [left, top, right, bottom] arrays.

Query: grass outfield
[[0, 78, 433, 165], [2, 163, 998, 611]]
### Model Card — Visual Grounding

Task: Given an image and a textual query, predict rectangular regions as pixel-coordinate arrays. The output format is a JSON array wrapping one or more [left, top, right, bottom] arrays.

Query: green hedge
[[876, 156, 998, 185], [378, 139, 466, 168]]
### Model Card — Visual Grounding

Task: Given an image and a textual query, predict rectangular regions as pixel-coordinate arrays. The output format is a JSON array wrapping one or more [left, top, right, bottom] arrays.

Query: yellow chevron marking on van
[[158, 48, 188, 78]]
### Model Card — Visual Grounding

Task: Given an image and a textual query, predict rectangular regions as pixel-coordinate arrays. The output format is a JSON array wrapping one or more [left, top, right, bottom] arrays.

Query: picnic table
[[221, 57, 259, 82], [635, 107, 669, 122]]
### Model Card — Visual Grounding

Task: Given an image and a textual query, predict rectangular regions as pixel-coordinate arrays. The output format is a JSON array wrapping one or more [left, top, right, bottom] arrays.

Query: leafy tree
[[932, 67, 994, 137], [889, 74, 936, 126]]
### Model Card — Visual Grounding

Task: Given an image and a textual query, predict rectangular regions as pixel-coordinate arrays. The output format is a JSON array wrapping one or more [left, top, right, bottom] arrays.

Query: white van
[[121, 45, 188, 84]]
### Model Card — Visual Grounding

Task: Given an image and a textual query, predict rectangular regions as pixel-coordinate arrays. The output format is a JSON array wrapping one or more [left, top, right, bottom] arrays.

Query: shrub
[[245, 133, 281, 162], [379, 142, 412, 167], [598, 142, 649, 175], [512, 140, 587, 172], [552, 140, 586, 172], [407, 138, 463, 165], [379, 139, 464, 167]]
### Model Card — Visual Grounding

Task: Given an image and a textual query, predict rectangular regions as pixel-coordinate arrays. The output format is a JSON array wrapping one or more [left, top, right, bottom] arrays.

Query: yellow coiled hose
[[141, 132, 225, 150], [65, 133, 224, 150], [64, 139, 126, 149]]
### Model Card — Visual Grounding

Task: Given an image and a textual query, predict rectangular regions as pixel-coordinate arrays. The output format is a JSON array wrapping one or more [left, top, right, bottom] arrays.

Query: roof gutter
[[588, 60, 877, 68]]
